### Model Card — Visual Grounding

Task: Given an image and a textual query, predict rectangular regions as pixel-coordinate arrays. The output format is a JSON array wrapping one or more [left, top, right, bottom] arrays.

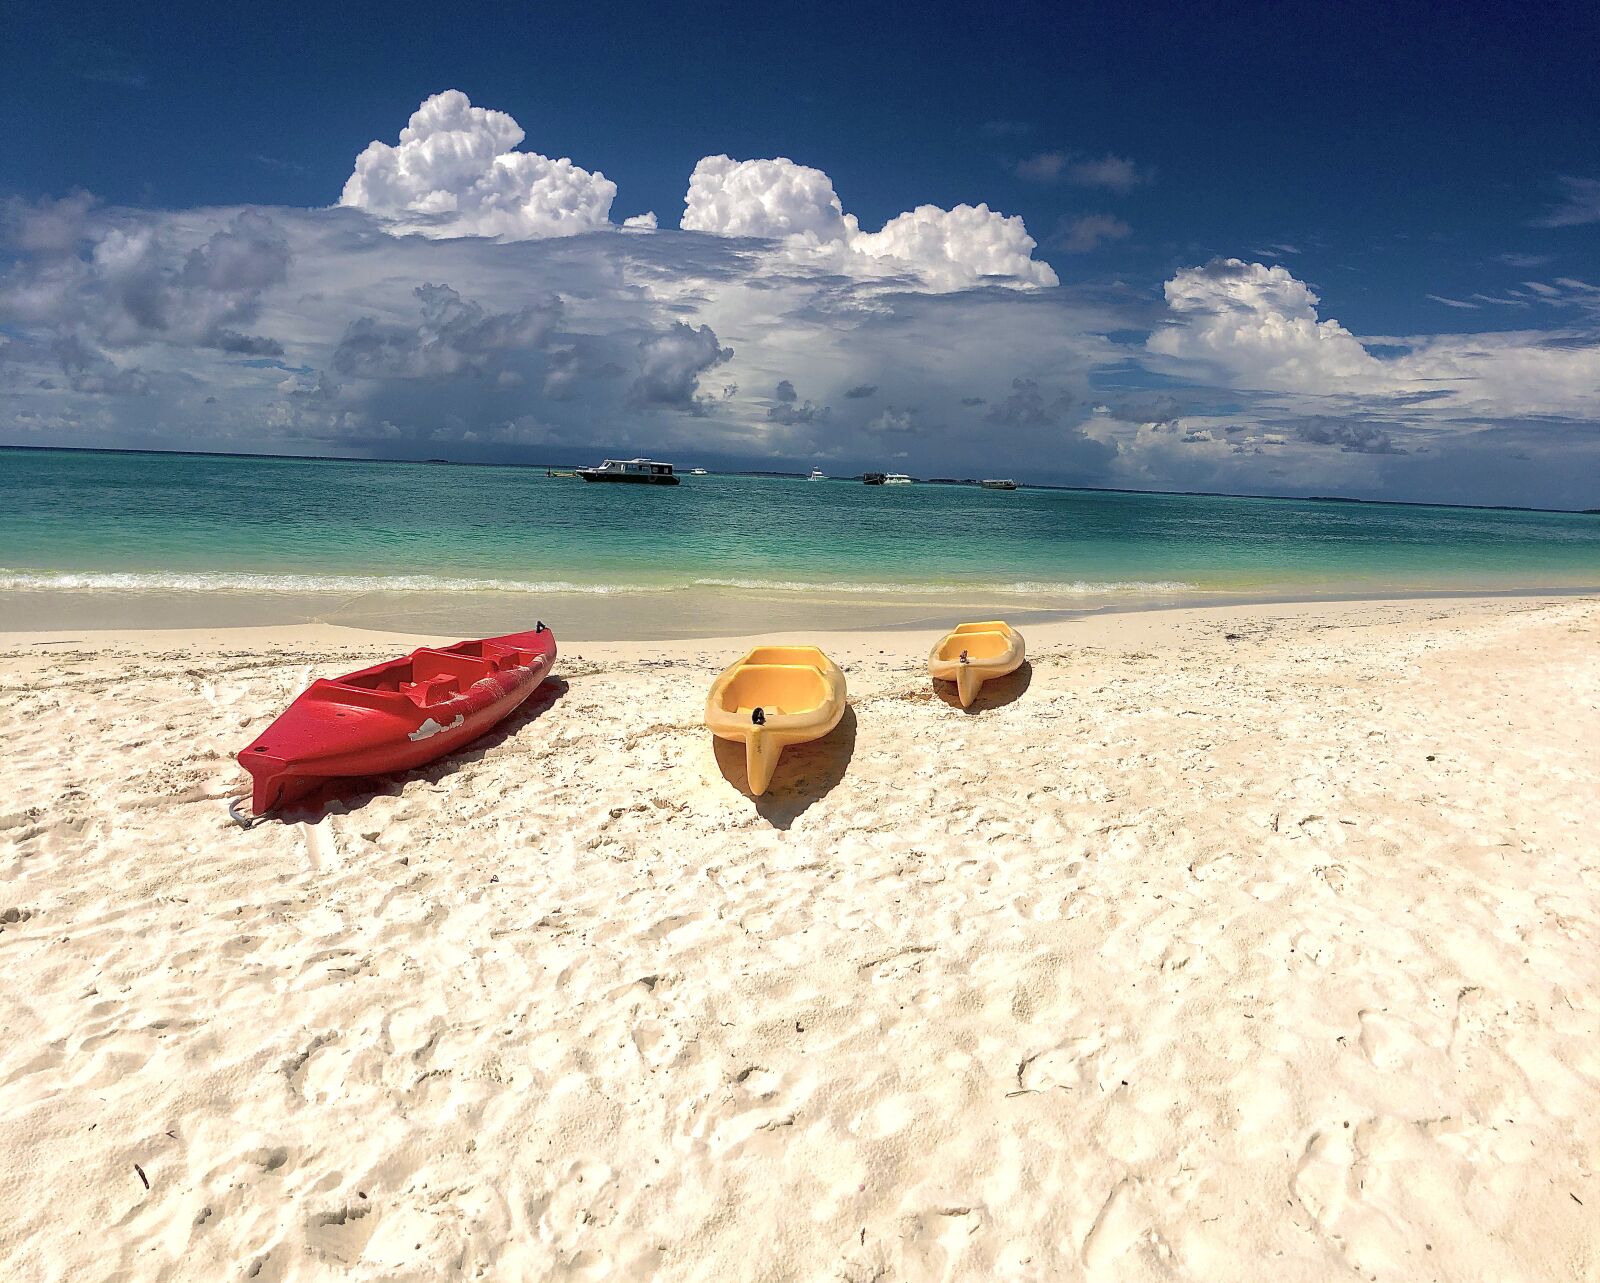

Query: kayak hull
[[705, 645, 847, 795], [928, 621, 1025, 708], [238, 626, 557, 816]]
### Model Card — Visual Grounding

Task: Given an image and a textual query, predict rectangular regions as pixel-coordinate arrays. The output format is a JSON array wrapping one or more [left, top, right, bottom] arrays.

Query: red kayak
[[236, 624, 557, 818]]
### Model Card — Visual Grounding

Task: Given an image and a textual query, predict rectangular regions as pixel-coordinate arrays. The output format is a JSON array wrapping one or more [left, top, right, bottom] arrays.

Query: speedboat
[[705, 646, 847, 795], [980, 478, 1018, 490], [807, 467, 827, 481], [690, 467, 708, 475], [884, 473, 913, 485], [577, 458, 680, 485]]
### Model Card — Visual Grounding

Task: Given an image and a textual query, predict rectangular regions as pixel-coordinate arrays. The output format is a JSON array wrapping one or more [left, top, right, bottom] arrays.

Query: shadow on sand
[[275, 676, 571, 824], [931, 661, 1033, 713], [713, 705, 857, 830]]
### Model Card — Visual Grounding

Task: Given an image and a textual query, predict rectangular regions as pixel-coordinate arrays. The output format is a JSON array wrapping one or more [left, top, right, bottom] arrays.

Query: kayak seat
[[935, 631, 1010, 662], [400, 673, 461, 706], [478, 642, 539, 672], [412, 648, 494, 685], [718, 664, 830, 717]]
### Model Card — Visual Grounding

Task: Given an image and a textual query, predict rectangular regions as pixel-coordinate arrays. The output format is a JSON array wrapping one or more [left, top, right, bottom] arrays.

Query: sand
[[1, 595, 1597, 1281]]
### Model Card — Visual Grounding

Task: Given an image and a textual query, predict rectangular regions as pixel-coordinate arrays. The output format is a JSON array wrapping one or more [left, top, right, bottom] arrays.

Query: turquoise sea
[[2, 448, 1598, 632]]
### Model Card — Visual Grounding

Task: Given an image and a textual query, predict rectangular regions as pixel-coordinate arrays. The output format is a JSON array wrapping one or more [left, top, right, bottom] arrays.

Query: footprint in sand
[[850, 1092, 917, 1141], [1016, 1035, 1103, 1094], [1081, 1178, 1172, 1278], [1356, 1008, 1415, 1070], [304, 1199, 376, 1266], [1292, 1127, 1356, 1230], [525, 1160, 620, 1255], [893, 1205, 988, 1279], [684, 1064, 813, 1156], [1292, 1116, 1482, 1275]]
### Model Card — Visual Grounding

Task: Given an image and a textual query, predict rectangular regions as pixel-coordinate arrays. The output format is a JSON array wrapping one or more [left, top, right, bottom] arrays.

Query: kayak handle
[[959, 649, 969, 664], [227, 797, 269, 830], [535, 620, 546, 633], [752, 707, 766, 726]]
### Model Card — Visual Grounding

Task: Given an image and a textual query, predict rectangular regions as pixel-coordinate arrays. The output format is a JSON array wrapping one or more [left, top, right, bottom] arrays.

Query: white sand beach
[[2, 595, 1597, 1281]]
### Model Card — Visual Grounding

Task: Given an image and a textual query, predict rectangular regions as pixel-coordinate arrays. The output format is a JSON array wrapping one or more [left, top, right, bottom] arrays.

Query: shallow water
[[3, 448, 1598, 630]]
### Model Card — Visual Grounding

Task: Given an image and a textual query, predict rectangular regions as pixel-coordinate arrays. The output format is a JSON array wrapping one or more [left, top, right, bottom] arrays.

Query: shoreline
[[4, 580, 1600, 641]]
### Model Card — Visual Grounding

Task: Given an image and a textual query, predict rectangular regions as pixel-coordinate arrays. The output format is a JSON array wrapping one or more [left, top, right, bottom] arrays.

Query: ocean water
[[3, 448, 1599, 612]]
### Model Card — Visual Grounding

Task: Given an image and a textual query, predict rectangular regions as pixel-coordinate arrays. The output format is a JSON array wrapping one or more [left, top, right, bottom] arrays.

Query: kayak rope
[[226, 797, 270, 830]]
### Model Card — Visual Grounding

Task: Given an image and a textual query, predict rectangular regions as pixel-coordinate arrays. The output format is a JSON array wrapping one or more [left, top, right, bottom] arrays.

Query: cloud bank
[[2, 91, 1598, 509]]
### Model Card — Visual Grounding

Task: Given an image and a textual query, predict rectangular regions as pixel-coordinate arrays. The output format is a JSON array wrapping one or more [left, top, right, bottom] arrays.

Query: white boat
[[884, 473, 913, 485], [690, 467, 708, 475], [980, 478, 1018, 490], [807, 467, 827, 481], [577, 458, 680, 485]]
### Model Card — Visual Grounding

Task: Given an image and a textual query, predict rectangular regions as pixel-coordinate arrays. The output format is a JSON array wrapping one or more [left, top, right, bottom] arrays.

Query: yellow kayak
[[705, 645, 847, 794], [928, 621, 1025, 707]]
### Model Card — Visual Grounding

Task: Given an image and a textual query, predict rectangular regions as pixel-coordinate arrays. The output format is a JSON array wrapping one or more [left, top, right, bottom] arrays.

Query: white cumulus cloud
[[853, 204, 1057, 290], [681, 155, 1057, 292], [682, 156, 850, 243], [1148, 258, 1381, 393], [340, 90, 616, 240]]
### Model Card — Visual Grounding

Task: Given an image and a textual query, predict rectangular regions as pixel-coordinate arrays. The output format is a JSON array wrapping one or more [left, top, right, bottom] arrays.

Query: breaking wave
[[0, 568, 1196, 598]]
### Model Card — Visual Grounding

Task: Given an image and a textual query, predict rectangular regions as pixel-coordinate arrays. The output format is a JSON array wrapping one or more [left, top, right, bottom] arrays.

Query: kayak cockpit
[[717, 665, 831, 718], [325, 635, 548, 708], [933, 631, 1013, 663]]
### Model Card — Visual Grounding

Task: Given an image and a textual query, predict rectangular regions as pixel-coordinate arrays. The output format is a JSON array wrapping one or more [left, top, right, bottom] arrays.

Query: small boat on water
[[929, 621, 1025, 708], [885, 473, 914, 485], [981, 478, 1019, 490], [862, 472, 887, 485], [705, 646, 847, 795], [236, 626, 558, 818], [807, 467, 827, 481], [545, 469, 578, 478], [577, 458, 680, 485], [690, 467, 708, 475]]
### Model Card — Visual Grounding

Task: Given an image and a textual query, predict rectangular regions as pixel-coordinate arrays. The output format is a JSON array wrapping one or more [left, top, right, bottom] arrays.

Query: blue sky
[[3, 0, 1598, 506]]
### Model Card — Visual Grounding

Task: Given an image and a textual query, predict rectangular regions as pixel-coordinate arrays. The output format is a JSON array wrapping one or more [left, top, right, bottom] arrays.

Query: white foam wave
[[688, 577, 1196, 596], [0, 569, 670, 596], [0, 568, 1196, 598]]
